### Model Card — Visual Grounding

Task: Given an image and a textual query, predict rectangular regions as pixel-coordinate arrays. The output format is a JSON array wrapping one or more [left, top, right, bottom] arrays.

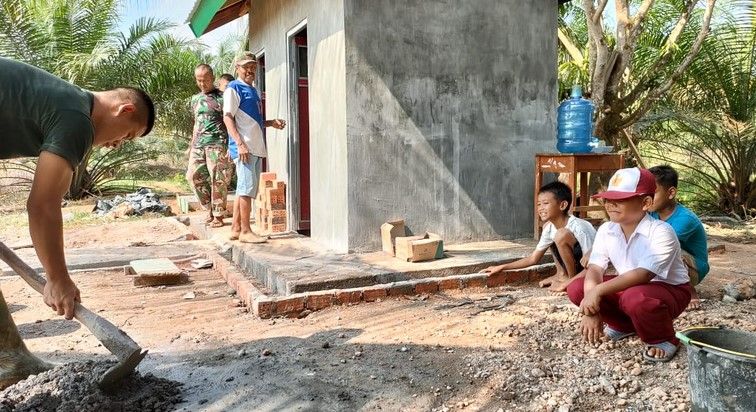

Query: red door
[[295, 32, 310, 231]]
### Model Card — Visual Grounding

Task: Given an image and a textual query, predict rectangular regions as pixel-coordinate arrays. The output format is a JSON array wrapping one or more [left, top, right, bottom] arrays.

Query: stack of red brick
[[254, 172, 287, 234]]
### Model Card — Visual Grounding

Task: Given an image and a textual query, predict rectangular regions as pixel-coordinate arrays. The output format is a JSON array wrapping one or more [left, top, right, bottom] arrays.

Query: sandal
[[604, 326, 635, 341], [210, 220, 225, 228], [643, 341, 680, 363]]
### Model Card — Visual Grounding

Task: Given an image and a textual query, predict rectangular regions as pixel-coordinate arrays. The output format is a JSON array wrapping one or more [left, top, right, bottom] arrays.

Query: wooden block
[[427, 232, 444, 259], [395, 235, 426, 261], [380, 220, 406, 256], [407, 238, 441, 262]]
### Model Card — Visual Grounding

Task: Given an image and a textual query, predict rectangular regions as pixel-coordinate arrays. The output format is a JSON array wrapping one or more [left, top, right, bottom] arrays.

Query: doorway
[[288, 25, 310, 234]]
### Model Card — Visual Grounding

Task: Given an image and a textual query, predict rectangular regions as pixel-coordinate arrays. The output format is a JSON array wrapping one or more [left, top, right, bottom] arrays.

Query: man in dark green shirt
[[0, 57, 155, 388]]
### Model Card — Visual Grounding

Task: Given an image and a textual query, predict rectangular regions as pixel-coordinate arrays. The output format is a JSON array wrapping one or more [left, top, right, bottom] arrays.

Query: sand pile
[[0, 361, 182, 412]]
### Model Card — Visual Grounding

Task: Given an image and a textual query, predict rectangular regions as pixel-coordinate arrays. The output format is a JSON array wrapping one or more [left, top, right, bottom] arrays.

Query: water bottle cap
[[570, 85, 583, 98]]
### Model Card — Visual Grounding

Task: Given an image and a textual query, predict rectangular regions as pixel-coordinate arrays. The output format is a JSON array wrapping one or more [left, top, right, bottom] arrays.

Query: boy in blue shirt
[[648, 165, 709, 309]]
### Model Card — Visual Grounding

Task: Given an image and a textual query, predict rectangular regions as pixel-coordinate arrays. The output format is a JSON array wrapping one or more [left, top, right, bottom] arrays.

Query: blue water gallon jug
[[557, 85, 594, 153]]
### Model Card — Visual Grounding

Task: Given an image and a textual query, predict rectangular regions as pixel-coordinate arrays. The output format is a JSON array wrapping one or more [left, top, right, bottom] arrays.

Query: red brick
[[438, 278, 462, 290], [267, 202, 286, 210], [274, 295, 305, 316], [503, 269, 529, 284], [270, 209, 287, 218], [306, 292, 335, 310], [267, 216, 286, 225], [254, 298, 276, 318], [460, 274, 488, 289], [363, 287, 388, 302], [486, 273, 507, 288], [260, 172, 277, 182], [414, 280, 439, 294], [388, 282, 415, 296], [270, 224, 286, 233], [335, 290, 362, 305]]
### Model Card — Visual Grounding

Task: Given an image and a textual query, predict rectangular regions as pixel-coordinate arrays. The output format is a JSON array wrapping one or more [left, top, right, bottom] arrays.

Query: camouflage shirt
[[191, 89, 227, 147]]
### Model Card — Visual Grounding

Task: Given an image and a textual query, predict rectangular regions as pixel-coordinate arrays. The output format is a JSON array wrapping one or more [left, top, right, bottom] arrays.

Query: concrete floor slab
[[192, 217, 547, 295]]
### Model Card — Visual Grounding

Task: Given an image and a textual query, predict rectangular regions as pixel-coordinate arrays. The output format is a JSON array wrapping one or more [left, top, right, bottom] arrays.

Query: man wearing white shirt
[[566, 168, 691, 363], [223, 52, 285, 243]]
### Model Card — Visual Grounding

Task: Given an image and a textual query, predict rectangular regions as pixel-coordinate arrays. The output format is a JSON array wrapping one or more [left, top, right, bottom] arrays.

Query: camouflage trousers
[[186, 145, 232, 217]]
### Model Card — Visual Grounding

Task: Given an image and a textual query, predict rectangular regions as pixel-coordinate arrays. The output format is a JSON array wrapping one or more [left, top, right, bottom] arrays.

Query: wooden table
[[534, 153, 625, 239]]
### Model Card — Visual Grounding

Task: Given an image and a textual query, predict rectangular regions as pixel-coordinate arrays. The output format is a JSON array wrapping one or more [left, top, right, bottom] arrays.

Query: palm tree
[[558, 0, 717, 150], [641, 0, 756, 218], [0, 0, 203, 198]]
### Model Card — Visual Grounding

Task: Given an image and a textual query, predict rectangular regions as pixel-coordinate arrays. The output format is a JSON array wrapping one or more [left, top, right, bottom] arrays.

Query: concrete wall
[[248, 0, 349, 252], [344, 0, 558, 251]]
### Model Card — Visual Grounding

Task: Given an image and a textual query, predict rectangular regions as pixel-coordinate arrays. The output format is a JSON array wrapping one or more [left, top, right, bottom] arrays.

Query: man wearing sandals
[[566, 168, 692, 362], [187, 63, 232, 228], [223, 52, 286, 243]]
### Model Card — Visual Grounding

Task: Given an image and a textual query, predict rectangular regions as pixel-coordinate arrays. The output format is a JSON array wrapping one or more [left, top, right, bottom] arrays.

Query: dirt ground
[[1, 215, 755, 411]]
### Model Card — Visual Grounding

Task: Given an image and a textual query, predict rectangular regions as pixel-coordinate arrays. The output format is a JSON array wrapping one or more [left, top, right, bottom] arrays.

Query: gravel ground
[[0, 361, 182, 412], [435, 294, 756, 412]]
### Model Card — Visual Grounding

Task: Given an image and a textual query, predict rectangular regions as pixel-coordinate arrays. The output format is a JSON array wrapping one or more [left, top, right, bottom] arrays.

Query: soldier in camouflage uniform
[[187, 64, 232, 227]]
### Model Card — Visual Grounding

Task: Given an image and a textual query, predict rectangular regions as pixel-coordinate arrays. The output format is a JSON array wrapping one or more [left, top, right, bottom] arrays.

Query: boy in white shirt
[[483, 181, 596, 292], [566, 168, 691, 362]]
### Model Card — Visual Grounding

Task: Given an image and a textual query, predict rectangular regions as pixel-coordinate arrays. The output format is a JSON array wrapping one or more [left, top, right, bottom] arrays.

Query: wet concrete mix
[[0, 361, 182, 412]]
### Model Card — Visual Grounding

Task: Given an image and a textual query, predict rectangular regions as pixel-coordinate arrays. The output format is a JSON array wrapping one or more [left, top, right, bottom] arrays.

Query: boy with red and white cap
[[566, 167, 692, 362]]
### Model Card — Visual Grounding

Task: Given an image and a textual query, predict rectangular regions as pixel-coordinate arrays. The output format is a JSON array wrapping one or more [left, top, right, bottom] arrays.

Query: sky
[[118, 0, 248, 52]]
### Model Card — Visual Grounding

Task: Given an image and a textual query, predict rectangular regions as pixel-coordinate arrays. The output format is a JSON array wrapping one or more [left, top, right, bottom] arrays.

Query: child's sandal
[[643, 341, 680, 363], [604, 326, 635, 341]]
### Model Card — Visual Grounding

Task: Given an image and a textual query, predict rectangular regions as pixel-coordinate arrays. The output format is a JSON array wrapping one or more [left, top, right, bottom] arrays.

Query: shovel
[[0, 241, 147, 390]]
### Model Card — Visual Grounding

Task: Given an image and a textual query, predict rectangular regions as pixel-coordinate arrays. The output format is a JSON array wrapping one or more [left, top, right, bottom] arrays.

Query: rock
[[182, 292, 196, 299], [400, 346, 409, 352], [501, 391, 515, 400], [261, 348, 272, 356], [226, 287, 237, 296], [322, 341, 331, 349], [225, 376, 234, 382], [631, 367, 642, 376], [558, 405, 570, 412], [298, 309, 312, 319], [237, 349, 247, 358], [723, 278, 756, 301], [617, 399, 627, 406], [338, 333, 346, 338], [722, 295, 738, 303], [531, 368, 546, 378], [599, 377, 616, 395]]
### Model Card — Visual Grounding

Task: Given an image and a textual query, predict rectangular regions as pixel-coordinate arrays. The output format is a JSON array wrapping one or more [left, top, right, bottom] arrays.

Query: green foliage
[[640, 0, 756, 218], [0, 0, 207, 199]]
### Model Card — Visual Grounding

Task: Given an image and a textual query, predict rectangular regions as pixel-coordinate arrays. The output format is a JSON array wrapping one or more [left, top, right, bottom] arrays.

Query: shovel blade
[[98, 349, 148, 392]]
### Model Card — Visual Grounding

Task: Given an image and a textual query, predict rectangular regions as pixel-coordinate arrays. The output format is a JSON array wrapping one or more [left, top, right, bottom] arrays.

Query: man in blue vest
[[223, 52, 285, 243]]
